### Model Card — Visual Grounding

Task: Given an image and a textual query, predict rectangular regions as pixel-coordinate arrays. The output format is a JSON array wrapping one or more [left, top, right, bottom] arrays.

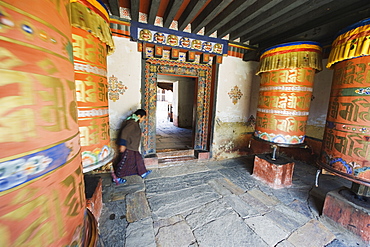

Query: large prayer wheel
[[255, 41, 323, 145], [71, 0, 115, 172], [319, 18, 370, 186], [0, 1, 85, 246]]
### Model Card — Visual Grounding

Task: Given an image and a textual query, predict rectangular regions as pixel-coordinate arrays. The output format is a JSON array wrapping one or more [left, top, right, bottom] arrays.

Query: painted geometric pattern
[[108, 75, 128, 102], [228, 85, 243, 104], [142, 59, 212, 155]]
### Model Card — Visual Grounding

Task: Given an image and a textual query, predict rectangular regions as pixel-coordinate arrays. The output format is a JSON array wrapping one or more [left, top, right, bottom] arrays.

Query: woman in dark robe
[[112, 109, 151, 184]]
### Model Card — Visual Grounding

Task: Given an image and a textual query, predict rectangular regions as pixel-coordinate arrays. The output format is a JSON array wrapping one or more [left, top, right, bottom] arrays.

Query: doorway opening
[[156, 75, 195, 152]]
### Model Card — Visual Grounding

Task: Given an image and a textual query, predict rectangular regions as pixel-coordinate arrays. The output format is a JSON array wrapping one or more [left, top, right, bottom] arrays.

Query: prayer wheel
[[319, 18, 370, 186], [71, 0, 115, 172], [0, 1, 85, 246], [255, 41, 323, 145]]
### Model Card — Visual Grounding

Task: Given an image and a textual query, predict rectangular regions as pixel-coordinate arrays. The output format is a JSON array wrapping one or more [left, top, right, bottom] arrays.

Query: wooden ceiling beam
[[163, 0, 183, 28], [258, 3, 370, 49], [204, 0, 257, 37], [229, 0, 309, 41], [250, 0, 370, 47], [216, 0, 284, 39], [147, 0, 161, 25], [191, 0, 232, 34], [108, 0, 120, 16], [239, 0, 337, 43], [178, 0, 208, 31], [130, 0, 140, 21]]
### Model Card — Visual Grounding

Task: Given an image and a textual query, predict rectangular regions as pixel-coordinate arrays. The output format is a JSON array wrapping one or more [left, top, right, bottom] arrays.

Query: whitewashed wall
[[211, 56, 259, 159], [107, 37, 142, 141], [307, 59, 333, 139]]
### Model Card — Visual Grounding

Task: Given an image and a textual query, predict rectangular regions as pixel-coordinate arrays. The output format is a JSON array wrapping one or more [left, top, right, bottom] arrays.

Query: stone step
[[156, 149, 194, 159], [158, 155, 196, 164]]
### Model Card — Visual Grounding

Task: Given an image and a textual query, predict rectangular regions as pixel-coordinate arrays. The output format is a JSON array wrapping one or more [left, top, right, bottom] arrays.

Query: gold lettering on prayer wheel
[[0, 1, 85, 246], [319, 18, 370, 185], [71, 0, 114, 172], [255, 42, 322, 145]]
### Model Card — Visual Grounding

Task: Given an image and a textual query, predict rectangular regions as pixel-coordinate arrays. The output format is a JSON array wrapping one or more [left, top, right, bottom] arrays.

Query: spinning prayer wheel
[[0, 1, 85, 246], [319, 18, 370, 186], [71, 0, 115, 172], [255, 41, 323, 145]]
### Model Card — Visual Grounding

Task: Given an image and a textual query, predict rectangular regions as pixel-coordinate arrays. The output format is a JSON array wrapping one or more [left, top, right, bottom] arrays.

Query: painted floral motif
[[355, 87, 370, 95], [228, 85, 243, 104], [0, 155, 53, 191], [108, 75, 128, 102]]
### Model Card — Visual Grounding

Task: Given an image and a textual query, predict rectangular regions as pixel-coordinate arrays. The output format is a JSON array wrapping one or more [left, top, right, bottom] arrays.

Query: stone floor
[[156, 120, 192, 151], [96, 156, 369, 247]]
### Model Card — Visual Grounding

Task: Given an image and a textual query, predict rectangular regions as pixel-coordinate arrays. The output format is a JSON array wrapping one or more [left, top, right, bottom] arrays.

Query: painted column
[[0, 1, 85, 246], [71, 0, 115, 172], [319, 18, 370, 186], [255, 42, 322, 145]]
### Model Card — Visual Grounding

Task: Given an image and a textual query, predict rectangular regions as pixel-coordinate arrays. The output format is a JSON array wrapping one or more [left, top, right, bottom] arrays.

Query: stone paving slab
[[287, 219, 336, 247], [126, 191, 151, 223], [183, 198, 234, 230], [245, 215, 290, 246], [147, 184, 221, 220], [217, 167, 255, 191], [155, 220, 195, 247], [247, 187, 280, 207], [152, 162, 210, 178], [193, 213, 268, 247], [145, 170, 221, 196], [98, 200, 127, 247], [207, 179, 233, 196], [239, 192, 271, 215], [214, 177, 245, 195], [125, 218, 156, 247], [274, 204, 311, 227], [153, 215, 184, 235], [224, 194, 259, 219], [265, 209, 304, 233]]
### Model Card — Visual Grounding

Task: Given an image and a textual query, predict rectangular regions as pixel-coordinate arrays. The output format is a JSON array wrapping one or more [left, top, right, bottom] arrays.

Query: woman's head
[[134, 109, 146, 118], [134, 109, 146, 122]]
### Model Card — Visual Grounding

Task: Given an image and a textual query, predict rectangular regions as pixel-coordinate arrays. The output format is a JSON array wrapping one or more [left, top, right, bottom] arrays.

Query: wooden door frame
[[141, 58, 212, 156]]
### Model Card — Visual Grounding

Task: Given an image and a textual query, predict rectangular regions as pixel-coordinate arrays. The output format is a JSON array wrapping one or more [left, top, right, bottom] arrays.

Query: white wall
[[307, 59, 333, 139], [178, 77, 195, 127], [215, 56, 259, 122], [212, 56, 259, 159], [107, 37, 142, 139]]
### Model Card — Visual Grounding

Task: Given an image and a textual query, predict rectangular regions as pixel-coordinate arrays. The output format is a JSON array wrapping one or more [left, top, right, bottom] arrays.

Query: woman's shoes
[[112, 177, 126, 185], [141, 170, 152, 179]]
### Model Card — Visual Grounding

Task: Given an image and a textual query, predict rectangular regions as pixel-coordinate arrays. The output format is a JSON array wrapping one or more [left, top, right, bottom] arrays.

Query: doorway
[[141, 58, 213, 156], [156, 75, 195, 152]]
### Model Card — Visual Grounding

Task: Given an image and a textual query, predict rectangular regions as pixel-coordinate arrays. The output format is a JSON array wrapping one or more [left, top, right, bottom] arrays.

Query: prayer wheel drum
[[0, 1, 85, 246], [71, 0, 115, 172], [319, 18, 370, 186], [255, 42, 323, 145]]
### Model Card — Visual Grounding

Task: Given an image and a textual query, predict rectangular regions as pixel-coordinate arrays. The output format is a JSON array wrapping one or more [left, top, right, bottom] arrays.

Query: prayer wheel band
[[257, 41, 323, 75], [70, 0, 115, 54], [327, 18, 370, 69]]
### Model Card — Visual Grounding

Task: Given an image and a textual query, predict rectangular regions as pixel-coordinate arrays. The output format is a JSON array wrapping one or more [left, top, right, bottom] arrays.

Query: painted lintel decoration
[[201, 53, 210, 64], [130, 21, 228, 55], [154, 45, 163, 58], [187, 51, 195, 62], [171, 48, 179, 60], [228, 86, 243, 105], [108, 75, 128, 102]]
